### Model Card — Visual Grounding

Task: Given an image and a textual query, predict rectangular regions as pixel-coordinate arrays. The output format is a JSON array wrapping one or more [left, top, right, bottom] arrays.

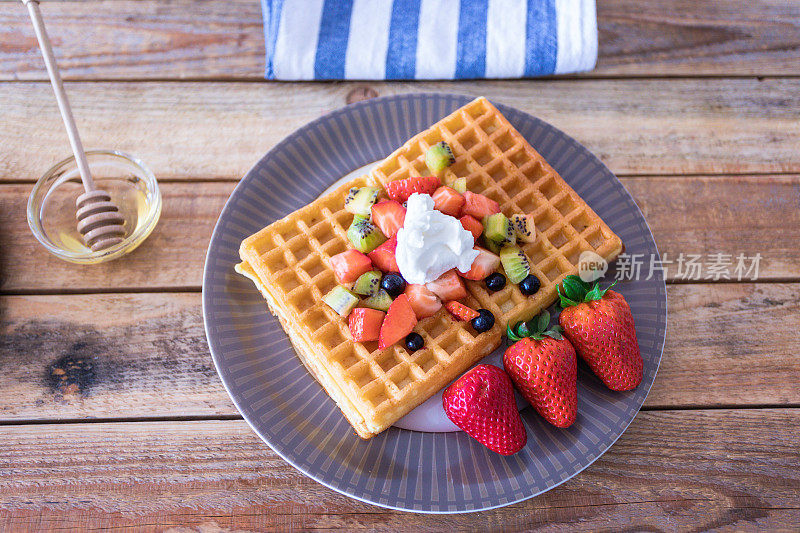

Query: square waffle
[[238, 96, 622, 439]]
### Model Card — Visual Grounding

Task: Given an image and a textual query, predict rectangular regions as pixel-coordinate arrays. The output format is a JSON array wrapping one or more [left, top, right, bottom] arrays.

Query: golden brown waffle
[[369, 96, 623, 330], [238, 176, 502, 439]]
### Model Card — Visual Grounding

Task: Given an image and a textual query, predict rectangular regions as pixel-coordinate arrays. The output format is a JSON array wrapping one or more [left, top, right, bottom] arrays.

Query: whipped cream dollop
[[396, 193, 479, 285]]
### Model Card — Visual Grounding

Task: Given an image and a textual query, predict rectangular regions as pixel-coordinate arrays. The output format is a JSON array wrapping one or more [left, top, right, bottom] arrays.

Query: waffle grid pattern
[[370, 97, 623, 329]]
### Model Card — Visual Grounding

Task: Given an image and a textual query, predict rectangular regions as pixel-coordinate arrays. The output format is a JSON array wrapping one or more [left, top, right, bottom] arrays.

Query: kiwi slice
[[347, 217, 387, 253], [483, 213, 516, 246], [425, 142, 455, 174], [353, 270, 382, 296], [499, 245, 531, 284], [362, 289, 393, 312], [322, 286, 359, 317], [483, 237, 503, 255], [510, 214, 536, 243], [452, 177, 467, 193], [345, 187, 380, 216]]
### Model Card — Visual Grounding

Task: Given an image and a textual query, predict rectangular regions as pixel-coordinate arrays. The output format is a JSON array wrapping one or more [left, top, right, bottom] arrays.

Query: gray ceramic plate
[[203, 93, 666, 513]]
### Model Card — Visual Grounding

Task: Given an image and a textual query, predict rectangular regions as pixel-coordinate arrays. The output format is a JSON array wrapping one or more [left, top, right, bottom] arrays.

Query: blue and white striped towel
[[261, 0, 597, 80]]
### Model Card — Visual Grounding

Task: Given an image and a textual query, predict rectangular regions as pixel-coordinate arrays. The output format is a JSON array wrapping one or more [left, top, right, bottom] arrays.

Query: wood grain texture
[[1, 283, 798, 421], [0, 411, 798, 530], [3, 175, 799, 292], [2, 79, 799, 182], [1, 0, 799, 80]]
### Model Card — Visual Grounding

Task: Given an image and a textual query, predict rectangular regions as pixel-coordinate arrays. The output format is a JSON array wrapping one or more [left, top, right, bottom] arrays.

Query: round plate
[[203, 93, 666, 513]]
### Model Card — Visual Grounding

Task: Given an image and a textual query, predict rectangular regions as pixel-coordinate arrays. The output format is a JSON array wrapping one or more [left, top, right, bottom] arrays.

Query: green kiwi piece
[[345, 187, 380, 216], [347, 217, 387, 253], [499, 245, 531, 284], [425, 142, 455, 174], [483, 213, 516, 245], [322, 286, 359, 317], [510, 214, 536, 243], [452, 177, 467, 193], [483, 237, 503, 255], [353, 270, 382, 296], [362, 289, 393, 312]]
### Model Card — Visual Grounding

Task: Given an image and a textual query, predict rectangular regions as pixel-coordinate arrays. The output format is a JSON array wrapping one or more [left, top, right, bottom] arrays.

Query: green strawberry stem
[[507, 310, 564, 342], [557, 275, 617, 308]]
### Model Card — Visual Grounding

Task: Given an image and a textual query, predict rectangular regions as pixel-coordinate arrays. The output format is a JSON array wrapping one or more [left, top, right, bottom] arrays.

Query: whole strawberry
[[503, 311, 577, 428], [442, 364, 527, 455], [557, 275, 643, 391]]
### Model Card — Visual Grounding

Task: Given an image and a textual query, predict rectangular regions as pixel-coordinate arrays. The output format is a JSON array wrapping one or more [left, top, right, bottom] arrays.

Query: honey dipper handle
[[23, 0, 95, 192]]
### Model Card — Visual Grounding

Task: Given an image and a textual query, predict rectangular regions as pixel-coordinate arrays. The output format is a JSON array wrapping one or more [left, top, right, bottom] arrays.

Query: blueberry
[[405, 332, 424, 351], [519, 274, 541, 296], [470, 309, 495, 333], [381, 273, 406, 298], [484, 272, 506, 292]]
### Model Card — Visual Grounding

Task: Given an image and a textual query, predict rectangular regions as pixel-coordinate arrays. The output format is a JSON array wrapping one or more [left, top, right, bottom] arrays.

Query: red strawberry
[[368, 235, 399, 273], [386, 176, 440, 203], [557, 276, 643, 391], [425, 269, 467, 302], [503, 311, 577, 428], [378, 294, 418, 349], [330, 249, 372, 284], [431, 186, 465, 217], [445, 301, 480, 321], [404, 284, 442, 319], [371, 200, 406, 238], [442, 364, 527, 455], [459, 215, 483, 241], [348, 307, 385, 342], [461, 191, 500, 219], [460, 247, 501, 281]]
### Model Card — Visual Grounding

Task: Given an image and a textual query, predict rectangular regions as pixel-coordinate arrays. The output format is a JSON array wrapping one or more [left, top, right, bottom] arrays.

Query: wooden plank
[[1, 79, 799, 181], [0, 411, 798, 530], [1, 283, 798, 421], [2, 0, 799, 80], [3, 175, 799, 292]]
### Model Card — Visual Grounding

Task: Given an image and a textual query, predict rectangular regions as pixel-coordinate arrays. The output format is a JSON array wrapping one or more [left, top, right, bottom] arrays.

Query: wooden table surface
[[1, 1, 799, 530]]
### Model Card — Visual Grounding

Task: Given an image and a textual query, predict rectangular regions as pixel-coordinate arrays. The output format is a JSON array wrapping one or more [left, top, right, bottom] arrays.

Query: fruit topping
[[445, 301, 480, 321], [344, 186, 380, 216], [499, 244, 530, 284], [371, 200, 406, 238], [471, 309, 495, 333], [368, 235, 399, 272], [425, 269, 467, 301], [386, 176, 440, 203], [405, 332, 424, 352], [431, 186, 465, 217], [442, 364, 527, 455], [484, 272, 507, 292], [378, 294, 418, 349], [404, 283, 442, 319], [482, 213, 516, 246], [380, 272, 407, 298], [348, 307, 385, 342], [519, 274, 541, 295], [347, 217, 387, 253], [352, 270, 382, 296], [322, 286, 359, 317], [425, 141, 456, 174], [459, 215, 483, 241], [461, 191, 500, 219], [510, 213, 536, 243], [460, 247, 501, 281], [362, 289, 393, 311], [452, 177, 467, 193], [330, 249, 372, 284]]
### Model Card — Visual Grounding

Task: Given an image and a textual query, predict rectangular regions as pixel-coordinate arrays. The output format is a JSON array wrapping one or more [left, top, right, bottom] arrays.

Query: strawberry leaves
[[507, 310, 564, 342], [557, 275, 617, 308]]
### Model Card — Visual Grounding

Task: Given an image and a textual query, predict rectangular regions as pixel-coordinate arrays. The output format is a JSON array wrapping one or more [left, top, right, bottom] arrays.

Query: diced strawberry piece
[[445, 301, 480, 321], [404, 284, 442, 320], [460, 247, 501, 281], [348, 307, 385, 342], [368, 235, 399, 273], [371, 200, 406, 238], [386, 176, 441, 203], [330, 249, 372, 284], [459, 215, 483, 241], [379, 294, 418, 349], [431, 186, 465, 217], [425, 269, 467, 302], [461, 191, 500, 219]]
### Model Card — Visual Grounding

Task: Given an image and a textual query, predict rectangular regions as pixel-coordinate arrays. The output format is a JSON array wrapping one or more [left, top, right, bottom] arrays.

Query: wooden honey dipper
[[23, 0, 126, 251]]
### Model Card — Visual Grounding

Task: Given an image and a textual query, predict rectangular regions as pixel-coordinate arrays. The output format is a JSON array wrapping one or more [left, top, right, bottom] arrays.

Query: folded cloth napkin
[[262, 0, 597, 80]]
